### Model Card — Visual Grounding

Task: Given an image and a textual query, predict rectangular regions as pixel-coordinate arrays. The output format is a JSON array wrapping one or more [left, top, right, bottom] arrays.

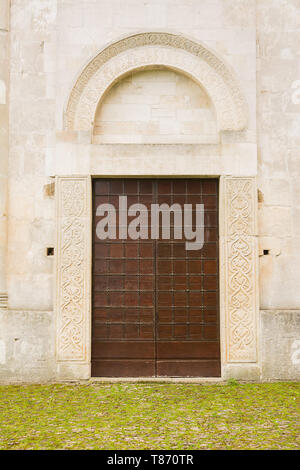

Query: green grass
[[0, 382, 299, 450]]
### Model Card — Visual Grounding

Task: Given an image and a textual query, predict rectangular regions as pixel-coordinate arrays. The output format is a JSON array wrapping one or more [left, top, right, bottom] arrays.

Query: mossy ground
[[0, 382, 299, 450]]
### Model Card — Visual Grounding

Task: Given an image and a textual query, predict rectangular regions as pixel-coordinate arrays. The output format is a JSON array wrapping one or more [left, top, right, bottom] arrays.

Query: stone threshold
[[88, 377, 224, 384]]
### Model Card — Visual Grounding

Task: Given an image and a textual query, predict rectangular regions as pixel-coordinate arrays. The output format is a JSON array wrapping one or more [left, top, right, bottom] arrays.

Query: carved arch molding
[[64, 32, 247, 132]]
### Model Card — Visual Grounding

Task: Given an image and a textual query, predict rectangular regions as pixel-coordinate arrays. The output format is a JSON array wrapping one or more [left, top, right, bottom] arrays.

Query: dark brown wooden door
[[92, 179, 220, 377]]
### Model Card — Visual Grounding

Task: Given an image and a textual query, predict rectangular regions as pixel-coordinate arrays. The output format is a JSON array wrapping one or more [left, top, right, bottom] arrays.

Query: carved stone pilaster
[[55, 176, 91, 363], [222, 177, 259, 363]]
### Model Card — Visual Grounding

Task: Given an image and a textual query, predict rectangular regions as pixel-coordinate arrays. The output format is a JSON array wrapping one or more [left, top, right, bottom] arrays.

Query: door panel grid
[[92, 179, 220, 377]]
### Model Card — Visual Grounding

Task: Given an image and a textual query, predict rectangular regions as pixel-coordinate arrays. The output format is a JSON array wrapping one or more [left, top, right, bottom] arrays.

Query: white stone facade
[[0, 0, 299, 382]]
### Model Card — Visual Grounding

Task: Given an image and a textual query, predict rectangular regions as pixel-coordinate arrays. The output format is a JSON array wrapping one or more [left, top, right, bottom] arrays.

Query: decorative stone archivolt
[[64, 32, 248, 133]]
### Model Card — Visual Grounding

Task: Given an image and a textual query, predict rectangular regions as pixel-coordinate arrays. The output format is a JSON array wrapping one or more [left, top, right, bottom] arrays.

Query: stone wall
[[93, 68, 217, 144], [257, 0, 300, 309], [0, 310, 55, 383], [0, 0, 57, 382], [0, 0, 299, 382], [7, 0, 56, 312], [256, 0, 300, 380]]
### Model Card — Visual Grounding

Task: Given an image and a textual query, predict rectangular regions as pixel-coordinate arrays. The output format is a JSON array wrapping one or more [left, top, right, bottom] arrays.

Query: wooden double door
[[92, 179, 220, 377]]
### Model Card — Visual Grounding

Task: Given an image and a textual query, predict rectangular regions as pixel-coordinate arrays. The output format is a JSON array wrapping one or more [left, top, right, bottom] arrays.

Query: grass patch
[[0, 382, 299, 450]]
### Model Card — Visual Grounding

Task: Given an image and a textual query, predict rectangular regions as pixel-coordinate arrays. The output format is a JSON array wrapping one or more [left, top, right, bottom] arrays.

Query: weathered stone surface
[[93, 69, 218, 144], [257, 0, 300, 310], [0, 310, 55, 383], [261, 310, 300, 381], [0, 0, 298, 382], [0, 0, 9, 306]]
